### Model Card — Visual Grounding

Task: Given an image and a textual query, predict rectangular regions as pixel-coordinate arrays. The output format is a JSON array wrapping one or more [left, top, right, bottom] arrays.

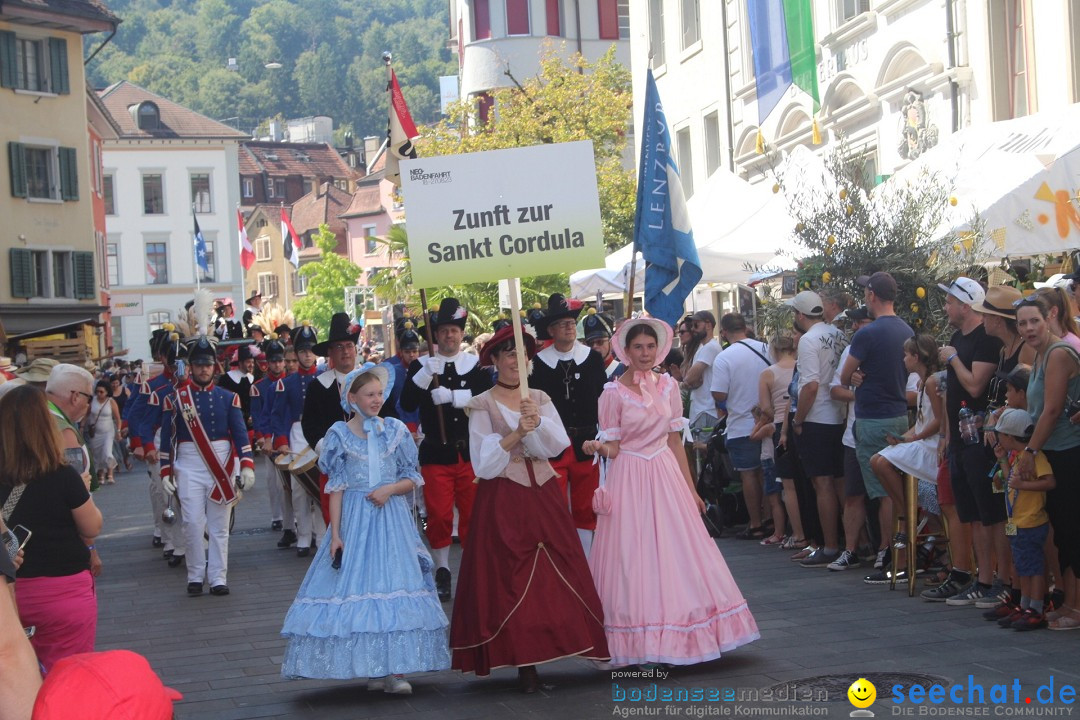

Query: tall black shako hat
[[418, 298, 467, 337], [394, 317, 421, 350], [312, 313, 361, 356], [492, 318, 512, 333], [291, 321, 318, 353], [582, 309, 614, 342], [186, 335, 218, 366], [261, 337, 286, 361], [149, 328, 169, 359], [158, 325, 187, 366], [533, 293, 583, 341], [522, 303, 546, 330]]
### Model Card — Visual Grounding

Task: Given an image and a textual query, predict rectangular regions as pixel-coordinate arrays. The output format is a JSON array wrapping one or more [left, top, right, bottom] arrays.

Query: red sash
[[176, 385, 237, 505]]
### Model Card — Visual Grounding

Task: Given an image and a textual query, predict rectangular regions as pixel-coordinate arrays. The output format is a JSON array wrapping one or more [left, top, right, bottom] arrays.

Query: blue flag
[[633, 70, 702, 328], [193, 211, 209, 275], [747, 0, 793, 126]]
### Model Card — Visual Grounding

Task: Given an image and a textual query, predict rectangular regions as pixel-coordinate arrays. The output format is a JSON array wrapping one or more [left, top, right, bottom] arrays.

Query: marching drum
[[273, 452, 294, 491], [287, 447, 322, 503]]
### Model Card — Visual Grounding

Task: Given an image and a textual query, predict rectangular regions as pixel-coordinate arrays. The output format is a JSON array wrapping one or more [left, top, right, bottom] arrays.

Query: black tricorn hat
[[312, 312, 361, 356], [291, 322, 318, 352], [533, 293, 583, 340], [418, 298, 467, 336], [582, 310, 614, 341], [233, 344, 255, 363]]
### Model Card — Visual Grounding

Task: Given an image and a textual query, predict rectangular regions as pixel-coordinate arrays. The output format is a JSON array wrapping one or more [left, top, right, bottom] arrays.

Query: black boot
[[277, 529, 297, 548], [435, 567, 451, 602]]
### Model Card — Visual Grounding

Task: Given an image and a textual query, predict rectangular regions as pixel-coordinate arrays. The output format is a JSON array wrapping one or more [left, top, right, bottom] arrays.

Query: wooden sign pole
[[505, 277, 530, 401]]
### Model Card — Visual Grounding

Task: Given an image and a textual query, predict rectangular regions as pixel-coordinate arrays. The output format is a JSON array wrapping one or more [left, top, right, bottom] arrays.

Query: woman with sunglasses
[[1015, 295, 1080, 630]]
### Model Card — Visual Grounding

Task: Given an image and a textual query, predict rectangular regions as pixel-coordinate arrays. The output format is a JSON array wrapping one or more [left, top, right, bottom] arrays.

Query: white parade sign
[[401, 141, 605, 288]]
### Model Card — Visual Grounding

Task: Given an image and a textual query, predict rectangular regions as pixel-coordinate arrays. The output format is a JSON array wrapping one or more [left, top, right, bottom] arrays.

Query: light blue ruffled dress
[[280, 417, 451, 679]]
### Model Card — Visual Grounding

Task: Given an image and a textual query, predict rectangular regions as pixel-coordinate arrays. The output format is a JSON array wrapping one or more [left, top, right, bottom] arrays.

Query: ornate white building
[[627, 0, 1080, 192]]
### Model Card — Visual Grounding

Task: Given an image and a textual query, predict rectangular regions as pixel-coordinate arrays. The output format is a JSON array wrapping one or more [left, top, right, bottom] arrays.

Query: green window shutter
[[10, 248, 35, 298], [59, 146, 78, 200], [8, 142, 26, 198], [73, 251, 96, 299], [0, 31, 16, 89], [48, 37, 69, 94]]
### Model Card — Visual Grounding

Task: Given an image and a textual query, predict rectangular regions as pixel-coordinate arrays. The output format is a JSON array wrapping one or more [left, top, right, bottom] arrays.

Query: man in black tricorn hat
[[530, 293, 608, 556], [303, 312, 361, 528], [401, 298, 493, 601]]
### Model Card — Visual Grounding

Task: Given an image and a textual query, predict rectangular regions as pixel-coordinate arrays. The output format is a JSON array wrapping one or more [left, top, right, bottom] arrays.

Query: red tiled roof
[[290, 183, 351, 245], [340, 181, 384, 218], [97, 81, 247, 140], [240, 142, 357, 181]]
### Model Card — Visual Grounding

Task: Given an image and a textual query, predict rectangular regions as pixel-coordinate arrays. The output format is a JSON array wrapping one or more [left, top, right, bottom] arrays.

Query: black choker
[[496, 380, 519, 390]]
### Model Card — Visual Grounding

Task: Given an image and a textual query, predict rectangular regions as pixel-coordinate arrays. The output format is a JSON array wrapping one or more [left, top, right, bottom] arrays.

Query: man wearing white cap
[[786, 291, 848, 568], [922, 276, 1011, 606]]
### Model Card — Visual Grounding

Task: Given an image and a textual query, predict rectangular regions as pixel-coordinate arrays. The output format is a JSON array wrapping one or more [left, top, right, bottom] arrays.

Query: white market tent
[[880, 102, 1080, 258], [569, 167, 800, 299]]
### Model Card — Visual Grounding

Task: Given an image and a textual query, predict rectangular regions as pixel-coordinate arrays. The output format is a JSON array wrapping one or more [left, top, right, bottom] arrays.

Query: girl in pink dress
[[583, 318, 759, 667]]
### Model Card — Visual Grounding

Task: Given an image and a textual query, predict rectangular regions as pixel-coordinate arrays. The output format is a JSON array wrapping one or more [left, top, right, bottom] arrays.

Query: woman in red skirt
[[450, 325, 609, 692]]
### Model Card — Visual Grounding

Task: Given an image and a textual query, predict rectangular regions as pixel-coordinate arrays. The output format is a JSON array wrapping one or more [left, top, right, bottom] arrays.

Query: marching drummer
[[251, 335, 289, 540], [159, 334, 255, 597], [272, 322, 324, 557]]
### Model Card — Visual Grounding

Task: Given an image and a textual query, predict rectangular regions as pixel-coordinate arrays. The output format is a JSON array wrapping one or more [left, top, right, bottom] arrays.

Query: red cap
[[32, 650, 182, 720]]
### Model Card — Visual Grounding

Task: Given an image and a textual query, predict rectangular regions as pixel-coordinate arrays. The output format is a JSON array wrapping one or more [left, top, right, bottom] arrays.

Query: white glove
[[426, 356, 445, 375], [161, 474, 176, 495], [451, 389, 471, 408], [412, 367, 434, 390], [237, 467, 255, 491], [431, 386, 452, 405]]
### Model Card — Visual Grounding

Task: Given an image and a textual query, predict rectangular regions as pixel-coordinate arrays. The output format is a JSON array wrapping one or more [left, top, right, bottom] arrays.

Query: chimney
[[363, 135, 381, 164]]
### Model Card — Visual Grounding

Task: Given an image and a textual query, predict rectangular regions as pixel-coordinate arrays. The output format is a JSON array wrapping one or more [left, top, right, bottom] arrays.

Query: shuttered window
[[8, 142, 27, 198], [59, 146, 77, 200], [10, 248, 34, 298], [48, 37, 68, 94], [73, 251, 95, 298], [8, 142, 76, 200], [0, 31, 16, 89]]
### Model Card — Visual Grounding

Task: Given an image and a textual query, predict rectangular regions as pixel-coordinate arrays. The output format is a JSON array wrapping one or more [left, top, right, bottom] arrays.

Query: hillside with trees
[[85, 0, 456, 142]]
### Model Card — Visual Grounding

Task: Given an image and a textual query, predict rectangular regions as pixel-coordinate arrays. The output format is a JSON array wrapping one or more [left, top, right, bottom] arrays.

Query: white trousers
[[289, 422, 325, 548], [176, 440, 233, 586], [150, 460, 185, 555], [262, 453, 284, 523]]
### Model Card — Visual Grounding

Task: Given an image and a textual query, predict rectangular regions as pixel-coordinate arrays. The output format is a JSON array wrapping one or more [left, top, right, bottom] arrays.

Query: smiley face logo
[[848, 678, 877, 709]]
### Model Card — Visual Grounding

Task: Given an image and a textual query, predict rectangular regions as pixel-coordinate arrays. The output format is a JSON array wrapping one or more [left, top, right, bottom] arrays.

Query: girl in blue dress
[[281, 362, 450, 693]]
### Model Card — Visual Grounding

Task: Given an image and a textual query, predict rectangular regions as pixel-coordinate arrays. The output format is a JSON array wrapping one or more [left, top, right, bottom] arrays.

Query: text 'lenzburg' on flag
[[194, 210, 209, 275], [238, 208, 255, 271], [281, 207, 301, 268], [386, 69, 419, 187], [633, 69, 702, 328]]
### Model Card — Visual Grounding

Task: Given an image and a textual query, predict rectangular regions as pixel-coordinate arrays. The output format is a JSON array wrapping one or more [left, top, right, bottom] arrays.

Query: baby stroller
[[691, 415, 744, 537]]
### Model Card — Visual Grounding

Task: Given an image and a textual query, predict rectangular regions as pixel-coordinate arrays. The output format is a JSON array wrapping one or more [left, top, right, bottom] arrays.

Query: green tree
[[293, 224, 363, 334], [760, 137, 987, 338], [420, 42, 635, 251]]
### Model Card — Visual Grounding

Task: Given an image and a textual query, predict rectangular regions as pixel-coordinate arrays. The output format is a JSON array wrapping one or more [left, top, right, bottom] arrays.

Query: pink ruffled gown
[[589, 372, 759, 666]]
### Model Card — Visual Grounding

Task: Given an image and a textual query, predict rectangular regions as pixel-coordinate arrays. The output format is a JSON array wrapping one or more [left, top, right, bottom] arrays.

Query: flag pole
[[625, 247, 637, 320], [418, 288, 447, 444], [281, 202, 289, 313], [193, 203, 201, 293]]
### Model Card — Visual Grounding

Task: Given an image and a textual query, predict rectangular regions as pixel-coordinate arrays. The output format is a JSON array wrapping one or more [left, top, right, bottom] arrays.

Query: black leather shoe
[[277, 530, 297, 548], [152, 536, 164, 548], [296, 546, 311, 558], [435, 567, 451, 602], [271, 520, 283, 531], [163, 549, 174, 559], [167, 554, 184, 568], [209, 585, 230, 596], [187, 582, 203, 596]]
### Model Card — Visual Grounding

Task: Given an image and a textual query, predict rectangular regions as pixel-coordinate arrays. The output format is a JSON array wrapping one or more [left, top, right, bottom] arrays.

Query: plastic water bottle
[[959, 401, 979, 445]]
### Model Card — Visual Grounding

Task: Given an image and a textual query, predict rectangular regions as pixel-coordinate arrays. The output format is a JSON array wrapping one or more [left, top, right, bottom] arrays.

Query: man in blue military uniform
[[379, 317, 422, 430], [251, 336, 289, 540], [582, 309, 624, 379], [160, 335, 254, 596], [132, 329, 189, 567], [272, 322, 324, 556], [126, 328, 184, 558]]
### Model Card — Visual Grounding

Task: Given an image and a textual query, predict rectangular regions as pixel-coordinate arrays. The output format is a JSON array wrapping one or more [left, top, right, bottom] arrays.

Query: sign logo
[[848, 678, 876, 717], [409, 168, 452, 185]]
